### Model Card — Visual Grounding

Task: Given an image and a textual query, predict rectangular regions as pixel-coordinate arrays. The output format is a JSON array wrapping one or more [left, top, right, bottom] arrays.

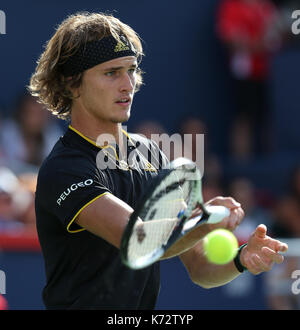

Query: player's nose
[[119, 72, 135, 93]]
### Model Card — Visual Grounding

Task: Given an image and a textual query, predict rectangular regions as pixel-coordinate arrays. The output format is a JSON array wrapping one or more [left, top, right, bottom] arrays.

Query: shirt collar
[[68, 125, 136, 149]]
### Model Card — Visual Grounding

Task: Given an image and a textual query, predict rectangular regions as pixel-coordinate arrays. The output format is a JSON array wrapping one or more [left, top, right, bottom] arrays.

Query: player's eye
[[105, 71, 117, 77], [128, 68, 136, 74]]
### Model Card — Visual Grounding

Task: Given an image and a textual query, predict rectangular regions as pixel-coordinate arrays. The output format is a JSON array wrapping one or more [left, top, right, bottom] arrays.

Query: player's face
[[75, 56, 137, 124]]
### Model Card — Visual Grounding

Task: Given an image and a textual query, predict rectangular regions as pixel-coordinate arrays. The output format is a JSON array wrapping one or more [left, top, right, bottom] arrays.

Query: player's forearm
[[160, 224, 210, 260], [180, 240, 241, 289], [191, 259, 241, 289], [75, 193, 134, 249]]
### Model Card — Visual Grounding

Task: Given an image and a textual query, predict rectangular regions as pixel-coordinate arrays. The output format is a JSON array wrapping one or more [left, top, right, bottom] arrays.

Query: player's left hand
[[240, 224, 288, 275]]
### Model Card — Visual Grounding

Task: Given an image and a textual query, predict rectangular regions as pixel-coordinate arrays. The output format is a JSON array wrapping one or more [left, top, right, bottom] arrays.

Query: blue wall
[[0, 250, 267, 310], [0, 251, 45, 309]]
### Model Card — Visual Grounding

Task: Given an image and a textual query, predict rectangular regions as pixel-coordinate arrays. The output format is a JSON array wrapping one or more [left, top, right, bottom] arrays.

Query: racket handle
[[205, 205, 230, 224]]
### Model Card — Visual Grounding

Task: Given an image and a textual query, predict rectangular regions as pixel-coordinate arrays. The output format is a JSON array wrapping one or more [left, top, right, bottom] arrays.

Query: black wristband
[[234, 243, 248, 273]]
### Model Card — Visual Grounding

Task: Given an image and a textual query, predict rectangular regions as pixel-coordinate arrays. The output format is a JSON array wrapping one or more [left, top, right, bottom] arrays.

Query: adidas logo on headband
[[60, 35, 137, 77], [114, 41, 130, 52]]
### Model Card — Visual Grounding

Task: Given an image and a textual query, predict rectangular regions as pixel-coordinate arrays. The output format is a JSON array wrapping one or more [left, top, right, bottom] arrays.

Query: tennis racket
[[120, 157, 230, 269]]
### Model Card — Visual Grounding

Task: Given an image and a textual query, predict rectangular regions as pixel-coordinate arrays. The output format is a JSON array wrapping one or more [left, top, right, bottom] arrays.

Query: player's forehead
[[99, 56, 137, 70]]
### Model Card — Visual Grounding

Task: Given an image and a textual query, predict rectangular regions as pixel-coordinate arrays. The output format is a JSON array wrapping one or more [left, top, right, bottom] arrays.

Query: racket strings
[[128, 218, 179, 260], [127, 170, 196, 262]]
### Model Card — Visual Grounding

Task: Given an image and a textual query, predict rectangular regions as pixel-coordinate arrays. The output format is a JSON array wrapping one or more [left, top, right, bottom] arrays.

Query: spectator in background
[[177, 115, 225, 202], [178, 115, 207, 164], [228, 177, 274, 243], [202, 156, 225, 202], [264, 165, 300, 310], [16, 172, 37, 230], [0, 166, 36, 233], [216, 0, 282, 160], [0, 167, 24, 231], [0, 112, 5, 161], [271, 164, 300, 238], [134, 116, 226, 203], [0, 92, 63, 172], [133, 120, 169, 160], [133, 120, 166, 140]]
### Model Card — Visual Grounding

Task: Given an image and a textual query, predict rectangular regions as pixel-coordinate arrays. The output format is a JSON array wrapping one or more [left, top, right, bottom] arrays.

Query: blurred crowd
[[217, 0, 300, 159], [0, 0, 299, 309], [0, 92, 64, 235]]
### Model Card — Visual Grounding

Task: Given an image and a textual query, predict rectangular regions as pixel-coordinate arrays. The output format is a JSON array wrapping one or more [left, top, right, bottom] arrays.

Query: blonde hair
[[28, 12, 144, 121]]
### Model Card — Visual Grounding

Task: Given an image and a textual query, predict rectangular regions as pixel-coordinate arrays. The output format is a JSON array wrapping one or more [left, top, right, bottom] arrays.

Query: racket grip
[[205, 205, 230, 224]]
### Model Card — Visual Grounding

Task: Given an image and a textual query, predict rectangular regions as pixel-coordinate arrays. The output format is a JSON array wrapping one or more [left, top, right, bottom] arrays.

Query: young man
[[29, 12, 288, 310]]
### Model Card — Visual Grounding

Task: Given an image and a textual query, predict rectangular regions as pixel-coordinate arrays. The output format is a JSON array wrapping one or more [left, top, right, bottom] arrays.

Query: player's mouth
[[115, 97, 131, 107]]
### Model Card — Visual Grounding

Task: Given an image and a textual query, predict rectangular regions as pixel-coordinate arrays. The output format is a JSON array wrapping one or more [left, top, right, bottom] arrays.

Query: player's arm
[[180, 239, 241, 288], [176, 198, 244, 287], [180, 224, 288, 289], [75, 192, 205, 255], [161, 197, 243, 260], [74, 193, 136, 249]]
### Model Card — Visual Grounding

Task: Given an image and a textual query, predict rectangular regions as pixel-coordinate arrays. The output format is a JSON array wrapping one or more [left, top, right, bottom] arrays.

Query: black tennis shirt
[[35, 126, 168, 309]]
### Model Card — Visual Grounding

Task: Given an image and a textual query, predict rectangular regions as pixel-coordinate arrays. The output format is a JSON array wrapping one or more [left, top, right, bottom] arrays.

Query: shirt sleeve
[[36, 152, 112, 233]]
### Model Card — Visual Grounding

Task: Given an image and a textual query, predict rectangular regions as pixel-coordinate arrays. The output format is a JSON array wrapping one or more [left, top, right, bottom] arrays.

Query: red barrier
[[0, 229, 41, 252]]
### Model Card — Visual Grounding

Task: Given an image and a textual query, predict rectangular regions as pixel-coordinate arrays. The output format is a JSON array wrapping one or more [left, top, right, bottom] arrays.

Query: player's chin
[[113, 109, 131, 123]]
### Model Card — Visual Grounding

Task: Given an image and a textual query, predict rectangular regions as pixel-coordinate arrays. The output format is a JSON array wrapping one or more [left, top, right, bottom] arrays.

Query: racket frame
[[120, 158, 227, 269]]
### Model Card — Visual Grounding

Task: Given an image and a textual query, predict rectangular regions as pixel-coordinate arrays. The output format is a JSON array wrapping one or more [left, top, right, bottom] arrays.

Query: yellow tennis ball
[[203, 229, 239, 265]]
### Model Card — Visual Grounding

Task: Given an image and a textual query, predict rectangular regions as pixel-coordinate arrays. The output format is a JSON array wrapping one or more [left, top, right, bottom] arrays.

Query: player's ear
[[69, 82, 81, 99], [65, 72, 84, 99]]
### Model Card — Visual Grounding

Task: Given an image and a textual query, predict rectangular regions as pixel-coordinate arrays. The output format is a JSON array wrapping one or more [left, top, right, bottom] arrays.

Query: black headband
[[60, 35, 137, 77]]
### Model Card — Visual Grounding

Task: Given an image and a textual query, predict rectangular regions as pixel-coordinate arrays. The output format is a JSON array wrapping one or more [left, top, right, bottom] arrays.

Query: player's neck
[[70, 114, 125, 151]]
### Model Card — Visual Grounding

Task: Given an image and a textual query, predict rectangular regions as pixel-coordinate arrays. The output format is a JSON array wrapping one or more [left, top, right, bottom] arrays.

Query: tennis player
[[29, 12, 288, 309]]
